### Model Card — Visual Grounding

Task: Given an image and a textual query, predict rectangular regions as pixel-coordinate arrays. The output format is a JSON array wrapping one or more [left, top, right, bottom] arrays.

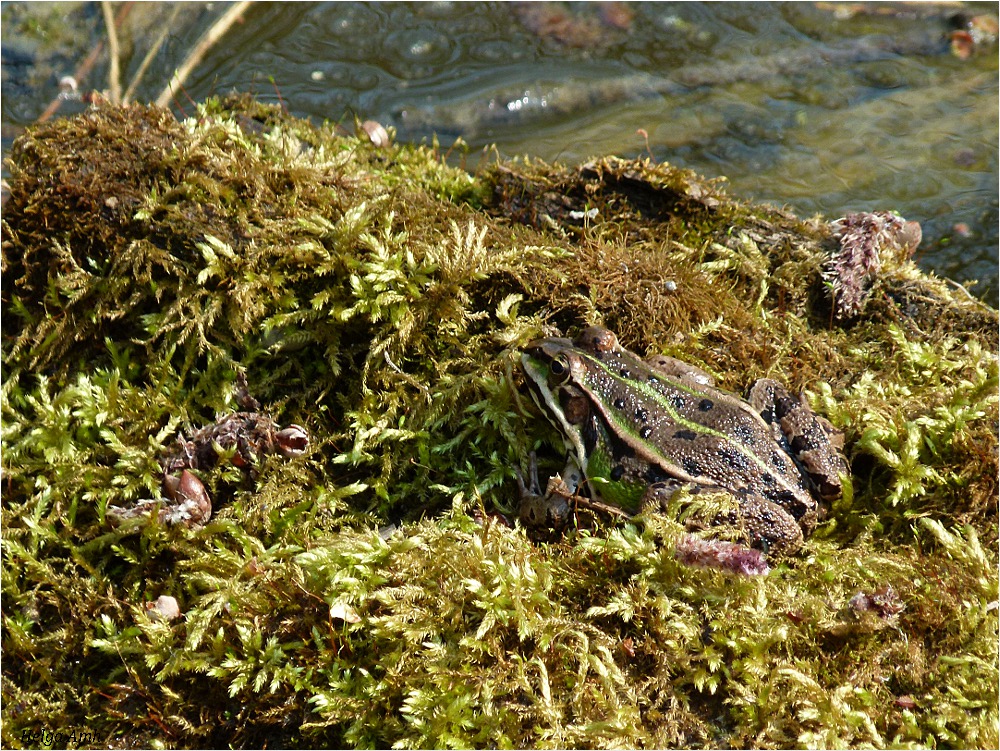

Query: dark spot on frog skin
[[761, 472, 776, 486], [699, 398, 714, 411], [682, 458, 703, 476], [639, 426, 653, 439], [610, 440, 636, 460], [611, 464, 625, 481], [635, 407, 648, 422], [719, 446, 750, 470], [673, 429, 698, 441], [670, 394, 685, 410], [613, 397, 626, 410], [729, 423, 756, 445], [644, 465, 671, 484], [648, 375, 660, 384], [767, 489, 810, 519], [790, 434, 810, 453]]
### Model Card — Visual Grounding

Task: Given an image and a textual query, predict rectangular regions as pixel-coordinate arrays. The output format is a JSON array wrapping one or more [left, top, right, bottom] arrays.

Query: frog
[[516, 326, 848, 554]]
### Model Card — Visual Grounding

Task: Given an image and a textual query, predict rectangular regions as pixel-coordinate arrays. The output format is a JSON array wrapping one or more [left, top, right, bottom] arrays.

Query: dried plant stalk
[[101, 0, 122, 103], [36, 2, 133, 121], [155, 1, 254, 108], [824, 211, 922, 321], [123, 4, 183, 103]]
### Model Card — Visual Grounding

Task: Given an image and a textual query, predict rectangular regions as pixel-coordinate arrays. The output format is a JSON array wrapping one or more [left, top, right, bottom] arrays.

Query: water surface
[[3, 1, 996, 303]]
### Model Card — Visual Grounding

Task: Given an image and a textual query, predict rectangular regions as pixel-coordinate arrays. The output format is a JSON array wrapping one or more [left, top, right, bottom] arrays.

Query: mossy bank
[[2, 98, 997, 749]]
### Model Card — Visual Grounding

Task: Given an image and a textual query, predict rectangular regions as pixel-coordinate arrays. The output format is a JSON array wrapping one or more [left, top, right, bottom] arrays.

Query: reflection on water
[[3, 1, 997, 304]]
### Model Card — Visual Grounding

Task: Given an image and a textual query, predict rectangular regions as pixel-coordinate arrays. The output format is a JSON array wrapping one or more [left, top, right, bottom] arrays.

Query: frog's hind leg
[[647, 482, 804, 557]]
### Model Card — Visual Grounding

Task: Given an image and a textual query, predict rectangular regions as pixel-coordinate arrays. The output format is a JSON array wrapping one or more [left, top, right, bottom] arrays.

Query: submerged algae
[[2, 98, 996, 749]]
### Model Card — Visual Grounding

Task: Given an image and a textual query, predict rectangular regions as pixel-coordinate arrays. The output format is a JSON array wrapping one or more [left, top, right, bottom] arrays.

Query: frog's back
[[579, 346, 816, 525]]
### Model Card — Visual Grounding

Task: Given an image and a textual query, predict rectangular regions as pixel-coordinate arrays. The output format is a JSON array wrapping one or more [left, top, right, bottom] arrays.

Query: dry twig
[[101, 0, 122, 103], [36, 2, 133, 122], [123, 4, 183, 103], [155, 1, 253, 108]]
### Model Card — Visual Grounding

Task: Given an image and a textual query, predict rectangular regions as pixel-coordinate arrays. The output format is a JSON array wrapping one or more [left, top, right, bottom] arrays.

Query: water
[[3, 1, 997, 304]]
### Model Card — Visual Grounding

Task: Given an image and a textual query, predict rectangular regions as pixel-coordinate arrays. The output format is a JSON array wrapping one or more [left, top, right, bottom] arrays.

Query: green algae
[[2, 97, 997, 749]]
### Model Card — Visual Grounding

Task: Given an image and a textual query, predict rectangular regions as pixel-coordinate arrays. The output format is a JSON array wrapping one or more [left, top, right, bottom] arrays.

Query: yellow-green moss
[[2, 97, 996, 748]]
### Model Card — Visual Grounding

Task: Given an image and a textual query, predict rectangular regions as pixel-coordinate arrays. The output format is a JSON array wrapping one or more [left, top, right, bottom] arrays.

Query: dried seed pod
[[824, 211, 921, 321], [329, 600, 361, 623], [144, 595, 181, 622], [109, 378, 308, 529], [158, 470, 212, 528], [359, 120, 391, 149], [674, 535, 771, 577]]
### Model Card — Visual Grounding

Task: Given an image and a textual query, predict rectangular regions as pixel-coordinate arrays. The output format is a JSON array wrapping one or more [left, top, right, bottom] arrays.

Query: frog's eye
[[548, 355, 573, 384]]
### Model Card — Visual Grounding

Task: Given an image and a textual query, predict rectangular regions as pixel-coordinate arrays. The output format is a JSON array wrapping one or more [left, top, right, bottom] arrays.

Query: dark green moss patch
[[3, 98, 996, 748]]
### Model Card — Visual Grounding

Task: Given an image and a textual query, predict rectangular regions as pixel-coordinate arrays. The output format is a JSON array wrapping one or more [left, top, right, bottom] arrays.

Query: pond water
[[3, 1, 997, 305]]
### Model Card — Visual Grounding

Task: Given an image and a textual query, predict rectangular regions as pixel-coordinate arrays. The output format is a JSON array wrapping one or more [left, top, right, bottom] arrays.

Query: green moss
[[2, 98, 996, 748]]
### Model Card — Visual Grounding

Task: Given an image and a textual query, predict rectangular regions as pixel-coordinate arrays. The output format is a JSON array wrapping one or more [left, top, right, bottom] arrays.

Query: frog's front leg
[[516, 454, 632, 530], [515, 452, 575, 529]]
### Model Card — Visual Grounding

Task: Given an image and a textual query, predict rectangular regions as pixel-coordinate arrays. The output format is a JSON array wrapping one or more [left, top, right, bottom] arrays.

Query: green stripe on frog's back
[[574, 349, 807, 499]]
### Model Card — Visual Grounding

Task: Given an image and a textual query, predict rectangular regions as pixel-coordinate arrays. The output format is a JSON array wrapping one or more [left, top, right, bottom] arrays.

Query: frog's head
[[520, 336, 593, 463], [521, 338, 589, 410]]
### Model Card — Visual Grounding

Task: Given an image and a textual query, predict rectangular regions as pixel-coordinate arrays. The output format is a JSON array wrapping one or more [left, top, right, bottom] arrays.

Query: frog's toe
[[514, 453, 542, 497]]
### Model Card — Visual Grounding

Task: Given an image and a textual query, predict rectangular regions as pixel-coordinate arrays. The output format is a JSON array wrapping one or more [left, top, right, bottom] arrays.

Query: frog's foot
[[722, 493, 804, 556], [515, 452, 573, 529], [644, 481, 804, 556], [643, 479, 741, 519]]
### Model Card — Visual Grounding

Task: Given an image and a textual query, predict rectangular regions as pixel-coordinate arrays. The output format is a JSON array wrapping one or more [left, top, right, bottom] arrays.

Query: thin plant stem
[[123, 4, 183, 103], [36, 2, 133, 122], [155, 1, 253, 108], [101, 0, 122, 103]]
